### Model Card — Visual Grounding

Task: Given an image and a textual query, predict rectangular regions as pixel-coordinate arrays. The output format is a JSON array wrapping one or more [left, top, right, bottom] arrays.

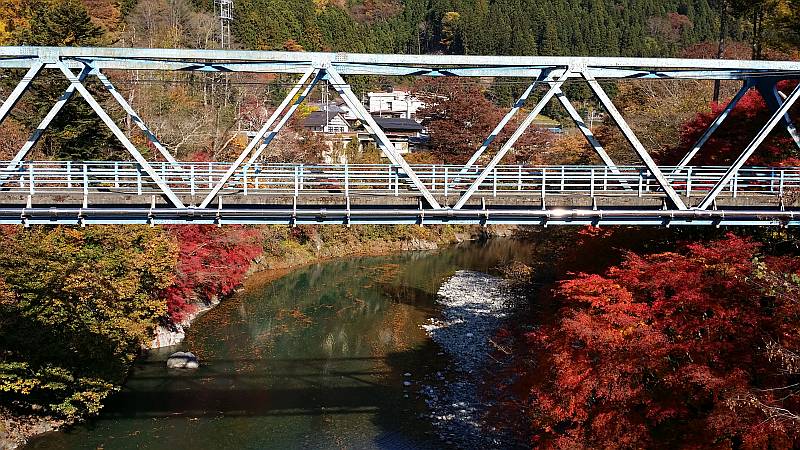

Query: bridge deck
[[1, 162, 798, 226]]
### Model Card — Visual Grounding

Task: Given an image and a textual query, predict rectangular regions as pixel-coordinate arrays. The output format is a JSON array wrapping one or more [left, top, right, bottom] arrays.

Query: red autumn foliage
[[666, 81, 799, 166], [493, 234, 800, 448], [163, 225, 263, 322]]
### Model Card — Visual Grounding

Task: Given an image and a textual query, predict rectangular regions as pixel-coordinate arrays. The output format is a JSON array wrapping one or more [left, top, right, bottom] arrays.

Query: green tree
[[8, 0, 124, 161], [17, 0, 104, 46], [0, 226, 177, 419]]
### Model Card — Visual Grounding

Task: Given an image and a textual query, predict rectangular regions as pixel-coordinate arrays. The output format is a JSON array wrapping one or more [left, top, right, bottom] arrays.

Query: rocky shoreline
[[421, 270, 522, 448]]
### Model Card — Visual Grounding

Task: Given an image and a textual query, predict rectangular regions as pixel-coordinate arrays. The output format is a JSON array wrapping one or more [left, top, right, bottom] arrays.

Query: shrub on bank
[[163, 226, 263, 322]]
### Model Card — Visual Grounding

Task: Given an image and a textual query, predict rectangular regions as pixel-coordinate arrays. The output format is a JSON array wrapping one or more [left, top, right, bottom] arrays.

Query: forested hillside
[[3, 0, 796, 59], [224, 0, 724, 56]]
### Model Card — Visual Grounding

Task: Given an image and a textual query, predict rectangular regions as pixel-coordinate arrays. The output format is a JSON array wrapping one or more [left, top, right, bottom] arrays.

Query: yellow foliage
[[0, 0, 30, 44]]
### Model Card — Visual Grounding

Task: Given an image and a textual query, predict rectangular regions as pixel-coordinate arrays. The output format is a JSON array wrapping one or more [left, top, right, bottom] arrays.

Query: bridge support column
[[583, 71, 688, 210], [698, 82, 800, 210]]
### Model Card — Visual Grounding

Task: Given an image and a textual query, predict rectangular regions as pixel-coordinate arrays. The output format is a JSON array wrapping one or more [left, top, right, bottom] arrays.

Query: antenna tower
[[215, 0, 233, 49]]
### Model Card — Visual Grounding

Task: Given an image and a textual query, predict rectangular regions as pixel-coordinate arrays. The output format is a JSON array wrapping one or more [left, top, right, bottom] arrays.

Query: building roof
[[372, 116, 423, 132], [303, 111, 346, 128]]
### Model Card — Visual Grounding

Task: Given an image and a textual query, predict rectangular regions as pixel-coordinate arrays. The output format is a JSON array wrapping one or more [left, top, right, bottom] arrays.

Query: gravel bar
[[421, 270, 519, 448]]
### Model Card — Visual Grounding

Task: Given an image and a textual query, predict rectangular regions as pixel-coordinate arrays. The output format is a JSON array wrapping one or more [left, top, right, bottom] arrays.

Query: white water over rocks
[[421, 270, 519, 448]]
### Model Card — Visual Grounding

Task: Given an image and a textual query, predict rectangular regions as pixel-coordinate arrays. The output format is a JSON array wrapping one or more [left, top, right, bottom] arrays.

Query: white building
[[302, 110, 351, 134], [368, 90, 426, 121]]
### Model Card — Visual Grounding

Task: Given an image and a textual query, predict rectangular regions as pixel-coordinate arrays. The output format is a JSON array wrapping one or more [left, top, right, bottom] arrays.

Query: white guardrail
[[1, 161, 798, 199]]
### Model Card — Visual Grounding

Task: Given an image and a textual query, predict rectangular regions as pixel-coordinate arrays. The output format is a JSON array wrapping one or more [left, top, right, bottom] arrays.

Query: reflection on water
[[27, 238, 536, 450]]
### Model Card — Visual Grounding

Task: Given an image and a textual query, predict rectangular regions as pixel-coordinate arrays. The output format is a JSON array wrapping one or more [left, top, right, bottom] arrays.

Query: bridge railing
[[1, 161, 799, 200]]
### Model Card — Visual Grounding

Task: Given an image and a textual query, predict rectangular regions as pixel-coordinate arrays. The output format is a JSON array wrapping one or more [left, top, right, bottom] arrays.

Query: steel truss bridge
[[1, 47, 799, 226]]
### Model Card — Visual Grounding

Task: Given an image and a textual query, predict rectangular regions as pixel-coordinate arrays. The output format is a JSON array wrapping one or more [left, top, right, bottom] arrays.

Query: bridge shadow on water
[[86, 341, 450, 449]]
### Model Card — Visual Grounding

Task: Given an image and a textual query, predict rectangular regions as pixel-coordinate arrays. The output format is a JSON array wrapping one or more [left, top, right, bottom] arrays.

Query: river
[[26, 238, 537, 450]]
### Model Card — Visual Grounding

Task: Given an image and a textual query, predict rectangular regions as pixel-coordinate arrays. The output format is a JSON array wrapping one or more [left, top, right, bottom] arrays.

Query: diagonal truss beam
[[673, 81, 752, 172], [56, 63, 186, 208], [697, 82, 800, 210], [325, 65, 442, 209], [453, 69, 571, 210], [459, 74, 547, 171], [584, 72, 688, 210], [451, 75, 625, 190], [198, 67, 320, 209], [755, 80, 800, 151], [553, 86, 621, 173], [0, 63, 44, 127], [243, 70, 324, 170], [93, 68, 183, 169], [1, 66, 93, 180]]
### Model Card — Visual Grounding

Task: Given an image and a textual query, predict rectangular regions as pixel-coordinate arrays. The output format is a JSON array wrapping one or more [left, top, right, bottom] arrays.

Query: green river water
[[27, 239, 535, 450]]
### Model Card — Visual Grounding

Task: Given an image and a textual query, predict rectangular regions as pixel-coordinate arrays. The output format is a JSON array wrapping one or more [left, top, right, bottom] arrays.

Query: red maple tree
[[163, 225, 263, 322], [492, 233, 800, 448], [667, 81, 799, 167]]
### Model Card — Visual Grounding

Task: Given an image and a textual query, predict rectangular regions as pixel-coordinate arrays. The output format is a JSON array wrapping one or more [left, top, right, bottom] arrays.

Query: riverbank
[[22, 236, 543, 450]]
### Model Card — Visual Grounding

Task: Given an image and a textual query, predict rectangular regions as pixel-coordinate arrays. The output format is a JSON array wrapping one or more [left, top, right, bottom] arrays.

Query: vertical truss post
[[755, 79, 800, 151], [325, 65, 441, 209], [198, 67, 319, 208], [93, 68, 183, 169], [0, 63, 44, 127], [2, 66, 93, 179], [56, 63, 186, 208], [453, 68, 571, 210], [459, 74, 545, 172], [583, 71, 688, 210], [697, 82, 800, 210], [673, 81, 752, 172]]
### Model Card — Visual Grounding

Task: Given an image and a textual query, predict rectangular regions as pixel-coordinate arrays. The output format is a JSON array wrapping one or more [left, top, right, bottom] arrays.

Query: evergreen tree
[[10, 0, 122, 161]]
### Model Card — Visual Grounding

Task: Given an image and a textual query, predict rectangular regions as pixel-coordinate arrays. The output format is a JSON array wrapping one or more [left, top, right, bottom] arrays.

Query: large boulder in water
[[166, 351, 200, 369]]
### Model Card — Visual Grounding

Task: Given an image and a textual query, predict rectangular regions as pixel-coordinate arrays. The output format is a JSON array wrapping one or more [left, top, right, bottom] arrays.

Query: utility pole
[[212, 0, 233, 152]]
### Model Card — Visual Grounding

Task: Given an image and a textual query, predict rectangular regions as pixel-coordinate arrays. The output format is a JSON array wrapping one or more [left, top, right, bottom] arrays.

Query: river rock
[[402, 238, 438, 251], [166, 352, 200, 369]]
